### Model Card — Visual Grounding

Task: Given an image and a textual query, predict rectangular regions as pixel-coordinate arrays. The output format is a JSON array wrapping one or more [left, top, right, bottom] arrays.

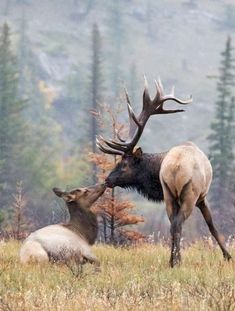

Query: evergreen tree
[[17, 7, 28, 97], [0, 23, 27, 210], [208, 36, 235, 232], [64, 66, 87, 143]]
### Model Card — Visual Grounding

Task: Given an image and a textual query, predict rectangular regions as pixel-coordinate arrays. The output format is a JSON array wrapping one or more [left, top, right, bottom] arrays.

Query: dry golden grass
[[0, 240, 235, 311]]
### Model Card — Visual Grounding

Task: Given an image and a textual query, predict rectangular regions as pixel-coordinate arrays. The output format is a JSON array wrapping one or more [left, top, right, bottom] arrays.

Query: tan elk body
[[20, 184, 106, 267], [97, 77, 232, 267], [160, 141, 212, 218]]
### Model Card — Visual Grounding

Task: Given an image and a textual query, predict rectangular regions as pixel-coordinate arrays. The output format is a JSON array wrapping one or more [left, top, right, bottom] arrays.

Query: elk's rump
[[21, 224, 94, 262]]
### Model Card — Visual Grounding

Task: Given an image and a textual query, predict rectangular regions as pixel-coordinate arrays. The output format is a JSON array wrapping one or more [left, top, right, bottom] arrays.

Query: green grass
[[0, 240, 235, 310]]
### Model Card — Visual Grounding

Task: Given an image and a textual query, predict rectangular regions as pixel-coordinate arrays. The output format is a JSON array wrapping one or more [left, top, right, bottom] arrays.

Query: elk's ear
[[133, 147, 143, 159], [53, 187, 65, 197], [53, 188, 75, 202]]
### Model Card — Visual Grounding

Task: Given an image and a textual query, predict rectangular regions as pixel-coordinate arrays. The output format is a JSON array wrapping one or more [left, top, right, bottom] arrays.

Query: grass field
[[0, 240, 235, 311]]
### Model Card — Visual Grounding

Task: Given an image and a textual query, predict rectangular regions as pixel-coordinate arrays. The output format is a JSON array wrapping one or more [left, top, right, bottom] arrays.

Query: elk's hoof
[[169, 256, 181, 268], [224, 253, 232, 261]]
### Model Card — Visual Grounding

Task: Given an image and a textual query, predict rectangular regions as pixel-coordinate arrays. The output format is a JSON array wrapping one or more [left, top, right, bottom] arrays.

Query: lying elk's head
[[53, 184, 106, 208], [96, 76, 192, 188]]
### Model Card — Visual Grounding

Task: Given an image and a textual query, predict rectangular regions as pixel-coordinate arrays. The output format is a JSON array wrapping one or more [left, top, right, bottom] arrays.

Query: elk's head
[[53, 184, 106, 208], [96, 76, 192, 189], [105, 147, 143, 188]]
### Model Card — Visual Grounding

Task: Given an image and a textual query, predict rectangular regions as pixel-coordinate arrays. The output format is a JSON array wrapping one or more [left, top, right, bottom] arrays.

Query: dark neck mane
[[126, 152, 167, 202], [63, 203, 98, 245]]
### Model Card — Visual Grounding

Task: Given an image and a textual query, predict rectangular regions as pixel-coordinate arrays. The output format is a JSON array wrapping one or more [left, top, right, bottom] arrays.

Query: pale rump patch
[[160, 142, 212, 202], [22, 225, 97, 261], [20, 240, 49, 263]]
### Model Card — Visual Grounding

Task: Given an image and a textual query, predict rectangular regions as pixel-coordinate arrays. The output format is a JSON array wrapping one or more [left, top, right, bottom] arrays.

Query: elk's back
[[160, 142, 212, 201]]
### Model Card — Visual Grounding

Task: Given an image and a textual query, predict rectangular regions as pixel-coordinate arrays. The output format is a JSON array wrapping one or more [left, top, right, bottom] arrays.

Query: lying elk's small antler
[[96, 76, 192, 155]]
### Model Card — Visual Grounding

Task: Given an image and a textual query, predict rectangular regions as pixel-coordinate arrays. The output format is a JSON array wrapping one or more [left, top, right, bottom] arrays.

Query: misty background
[[0, 0, 235, 241]]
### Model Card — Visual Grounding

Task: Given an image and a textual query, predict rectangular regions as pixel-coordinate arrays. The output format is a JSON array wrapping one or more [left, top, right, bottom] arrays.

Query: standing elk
[[20, 184, 106, 269], [96, 77, 232, 267]]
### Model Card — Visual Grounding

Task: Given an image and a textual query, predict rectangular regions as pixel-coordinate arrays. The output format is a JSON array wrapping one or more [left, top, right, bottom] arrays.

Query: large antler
[[96, 76, 192, 155]]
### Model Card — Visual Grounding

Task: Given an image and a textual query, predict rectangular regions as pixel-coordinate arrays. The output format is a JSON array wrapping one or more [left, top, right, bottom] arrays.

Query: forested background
[[0, 0, 235, 241]]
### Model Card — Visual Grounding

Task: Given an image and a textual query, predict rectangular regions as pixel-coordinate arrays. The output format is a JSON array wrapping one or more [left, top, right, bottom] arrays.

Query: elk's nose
[[105, 178, 114, 188], [104, 176, 110, 185], [100, 183, 106, 190]]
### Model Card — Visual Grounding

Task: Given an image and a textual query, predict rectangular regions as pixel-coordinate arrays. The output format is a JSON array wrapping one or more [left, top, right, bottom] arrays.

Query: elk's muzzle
[[105, 177, 115, 188]]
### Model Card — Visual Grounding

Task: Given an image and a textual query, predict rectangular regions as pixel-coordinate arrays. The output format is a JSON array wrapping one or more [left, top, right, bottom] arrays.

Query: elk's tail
[[162, 179, 192, 210]]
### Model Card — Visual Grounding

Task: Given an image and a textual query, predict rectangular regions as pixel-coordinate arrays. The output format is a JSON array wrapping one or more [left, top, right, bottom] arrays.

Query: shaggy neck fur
[[125, 152, 167, 202], [63, 202, 98, 245]]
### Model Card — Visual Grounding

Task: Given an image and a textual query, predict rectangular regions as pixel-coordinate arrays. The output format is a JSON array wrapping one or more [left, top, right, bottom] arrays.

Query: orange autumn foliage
[[89, 151, 145, 244]]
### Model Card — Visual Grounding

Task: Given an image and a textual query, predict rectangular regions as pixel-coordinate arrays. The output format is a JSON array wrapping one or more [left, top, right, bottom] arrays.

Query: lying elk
[[96, 77, 232, 267], [20, 184, 106, 269]]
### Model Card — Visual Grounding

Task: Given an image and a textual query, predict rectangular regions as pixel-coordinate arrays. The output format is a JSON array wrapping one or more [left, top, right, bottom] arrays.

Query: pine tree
[[208, 36, 235, 232], [106, 2, 125, 96], [17, 8, 29, 97], [0, 23, 27, 210]]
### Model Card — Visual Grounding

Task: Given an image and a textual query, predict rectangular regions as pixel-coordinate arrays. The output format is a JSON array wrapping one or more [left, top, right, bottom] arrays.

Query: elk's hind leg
[[164, 189, 184, 267], [164, 182, 194, 267], [197, 199, 232, 261], [169, 199, 183, 267]]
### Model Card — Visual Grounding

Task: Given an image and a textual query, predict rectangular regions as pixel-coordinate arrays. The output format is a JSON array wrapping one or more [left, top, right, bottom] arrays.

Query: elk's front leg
[[84, 253, 101, 272]]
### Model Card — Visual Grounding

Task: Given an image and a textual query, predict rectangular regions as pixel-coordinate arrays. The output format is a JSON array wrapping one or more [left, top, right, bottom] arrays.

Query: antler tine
[[156, 78, 164, 97], [125, 87, 136, 125], [115, 129, 126, 143], [153, 95, 192, 114], [124, 87, 131, 105], [170, 85, 175, 96], [108, 125, 143, 151], [96, 137, 124, 156], [127, 102, 141, 128], [143, 74, 151, 106], [152, 78, 193, 114], [99, 135, 127, 152], [163, 93, 193, 105], [124, 87, 141, 138], [156, 93, 192, 114], [102, 123, 142, 150], [144, 74, 148, 91]]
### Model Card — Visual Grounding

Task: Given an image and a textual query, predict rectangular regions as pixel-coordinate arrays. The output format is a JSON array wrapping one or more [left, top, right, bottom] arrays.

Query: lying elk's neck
[[127, 152, 167, 202], [63, 202, 98, 245]]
